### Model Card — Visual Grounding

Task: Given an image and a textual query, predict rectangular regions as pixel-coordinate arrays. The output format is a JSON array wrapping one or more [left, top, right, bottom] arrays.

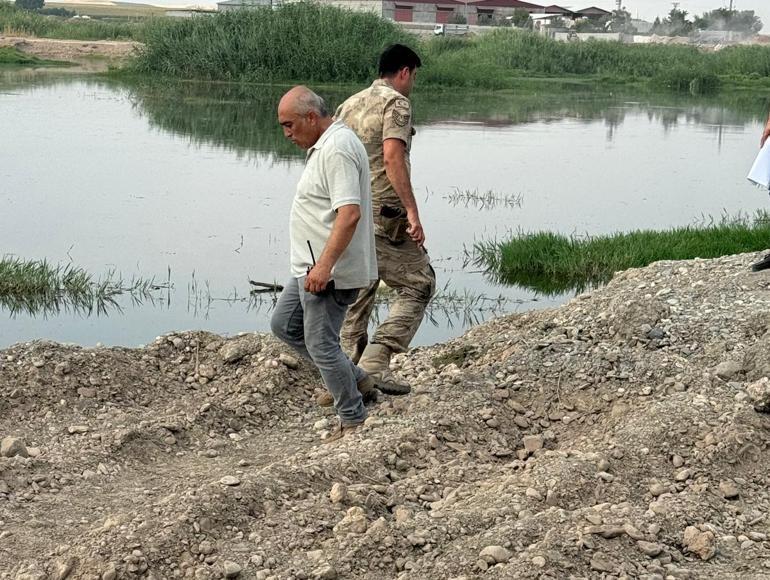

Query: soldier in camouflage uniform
[[335, 44, 436, 396]]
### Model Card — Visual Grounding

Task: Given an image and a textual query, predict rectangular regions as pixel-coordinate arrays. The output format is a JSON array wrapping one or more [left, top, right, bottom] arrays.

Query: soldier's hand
[[305, 264, 331, 294], [762, 124, 770, 148], [406, 210, 425, 248]]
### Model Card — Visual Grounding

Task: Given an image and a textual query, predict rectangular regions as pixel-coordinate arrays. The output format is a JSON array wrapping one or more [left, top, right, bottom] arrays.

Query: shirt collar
[[372, 78, 395, 90], [308, 119, 344, 155]]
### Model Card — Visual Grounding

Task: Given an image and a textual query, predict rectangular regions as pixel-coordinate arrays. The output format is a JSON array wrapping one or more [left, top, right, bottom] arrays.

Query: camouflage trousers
[[341, 234, 436, 360]]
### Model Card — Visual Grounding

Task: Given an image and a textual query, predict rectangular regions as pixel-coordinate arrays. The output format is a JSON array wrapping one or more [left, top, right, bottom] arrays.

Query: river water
[[1, 71, 768, 348]]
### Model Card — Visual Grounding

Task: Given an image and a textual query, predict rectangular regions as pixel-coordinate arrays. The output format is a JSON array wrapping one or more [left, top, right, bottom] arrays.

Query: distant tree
[[38, 6, 75, 16], [511, 8, 532, 29], [15, 0, 44, 9], [651, 16, 662, 34], [448, 12, 467, 24], [657, 8, 694, 36], [607, 7, 636, 34], [694, 9, 762, 33], [671, 8, 694, 35]]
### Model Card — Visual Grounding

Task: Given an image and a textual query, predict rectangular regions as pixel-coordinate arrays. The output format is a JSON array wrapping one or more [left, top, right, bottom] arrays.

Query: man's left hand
[[762, 123, 770, 148], [305, 264, 332, 293], [406, 209, 426, 248]]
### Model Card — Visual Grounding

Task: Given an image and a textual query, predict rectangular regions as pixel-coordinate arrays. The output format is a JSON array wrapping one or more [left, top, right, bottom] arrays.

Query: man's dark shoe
[[752, 253, 770, 272]]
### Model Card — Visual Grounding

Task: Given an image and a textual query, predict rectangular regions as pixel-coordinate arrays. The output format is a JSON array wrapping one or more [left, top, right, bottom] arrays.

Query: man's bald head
[[278, 86, 331, 150], [278, 86, 329, 119]]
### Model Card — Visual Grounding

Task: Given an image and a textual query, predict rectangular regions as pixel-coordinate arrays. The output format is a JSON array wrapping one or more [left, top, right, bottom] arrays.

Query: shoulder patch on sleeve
[[391, 97, 412, 128], [393, 108, 410, 127]]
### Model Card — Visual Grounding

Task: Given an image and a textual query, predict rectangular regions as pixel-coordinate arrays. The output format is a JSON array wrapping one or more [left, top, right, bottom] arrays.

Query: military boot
[[315, 375, 379, 407], [357, 343, 411, 396]]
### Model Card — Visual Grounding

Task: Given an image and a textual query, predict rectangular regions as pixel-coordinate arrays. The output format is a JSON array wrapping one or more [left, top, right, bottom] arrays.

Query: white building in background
[[217, 0, 280, 12]]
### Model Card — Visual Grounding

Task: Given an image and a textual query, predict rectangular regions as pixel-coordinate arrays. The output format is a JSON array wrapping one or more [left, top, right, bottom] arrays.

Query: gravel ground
[[4, 251, 770, 579]]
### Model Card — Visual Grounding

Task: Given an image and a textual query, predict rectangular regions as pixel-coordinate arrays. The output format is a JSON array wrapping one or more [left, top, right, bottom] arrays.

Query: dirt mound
[[4, 252, 770, 579]]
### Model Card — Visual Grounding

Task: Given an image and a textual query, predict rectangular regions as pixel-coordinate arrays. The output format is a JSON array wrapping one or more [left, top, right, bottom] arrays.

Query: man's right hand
[[406, 209, 425, 248], [762, 123, 770, 148]]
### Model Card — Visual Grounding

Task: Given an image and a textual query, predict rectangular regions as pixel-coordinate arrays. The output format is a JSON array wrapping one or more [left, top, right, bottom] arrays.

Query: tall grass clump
[[0, 2, 144, 41], [475, 213, 770, 294], [131, 2, 413, 82], [0, 256, 165, 316], [420, 30, 770, 91]]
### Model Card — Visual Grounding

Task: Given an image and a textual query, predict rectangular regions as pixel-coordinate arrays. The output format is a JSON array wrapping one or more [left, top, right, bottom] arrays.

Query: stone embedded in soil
[[52, 557, 76, 580], [279, 353, 299, 369], [715, 360, 744, 380], [747, 377, 770, 411], [674, 468, 692, 482], [198, 364, 216, 379], [479, 545, 512, 564], [313, 565, 338, 580], [590, 552, 618, 573], [586, 525, 626, 539], [199, 541, 214, 555], [650, 483, 667, 497], [638, 541, 663, 557], [223, 561, 242, 578], [329, 483, 347, 504], [683, 526, 717, 561], [522, 434, 544, 454], [0, 436, 28, 458], [720, 480, 740, 499], [333, 506, 368, 535], [219, 476, 240, 486], [219, 335, 261, 363]]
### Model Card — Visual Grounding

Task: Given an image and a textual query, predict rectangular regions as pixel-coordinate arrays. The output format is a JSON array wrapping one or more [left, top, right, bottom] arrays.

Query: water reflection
[[116, 78, 770, 156]]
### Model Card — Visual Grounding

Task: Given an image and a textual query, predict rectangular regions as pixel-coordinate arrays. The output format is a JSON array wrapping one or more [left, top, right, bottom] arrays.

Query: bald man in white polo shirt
[[271, 86, 378, 443]]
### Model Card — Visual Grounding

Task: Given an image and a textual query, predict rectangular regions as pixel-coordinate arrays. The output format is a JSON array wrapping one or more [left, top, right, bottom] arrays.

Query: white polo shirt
[[289, 120, 377, 290]]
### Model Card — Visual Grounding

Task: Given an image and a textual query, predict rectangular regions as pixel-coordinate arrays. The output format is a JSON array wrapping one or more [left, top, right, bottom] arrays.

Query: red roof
[[395, 0, 465, 4], [470, 0, 545, 9]]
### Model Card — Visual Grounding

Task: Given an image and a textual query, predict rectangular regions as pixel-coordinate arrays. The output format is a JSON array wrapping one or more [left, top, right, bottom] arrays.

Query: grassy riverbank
[[476, 213, 770, 294], [127, 4, 770, 91], [3, 2, 770, 90]]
